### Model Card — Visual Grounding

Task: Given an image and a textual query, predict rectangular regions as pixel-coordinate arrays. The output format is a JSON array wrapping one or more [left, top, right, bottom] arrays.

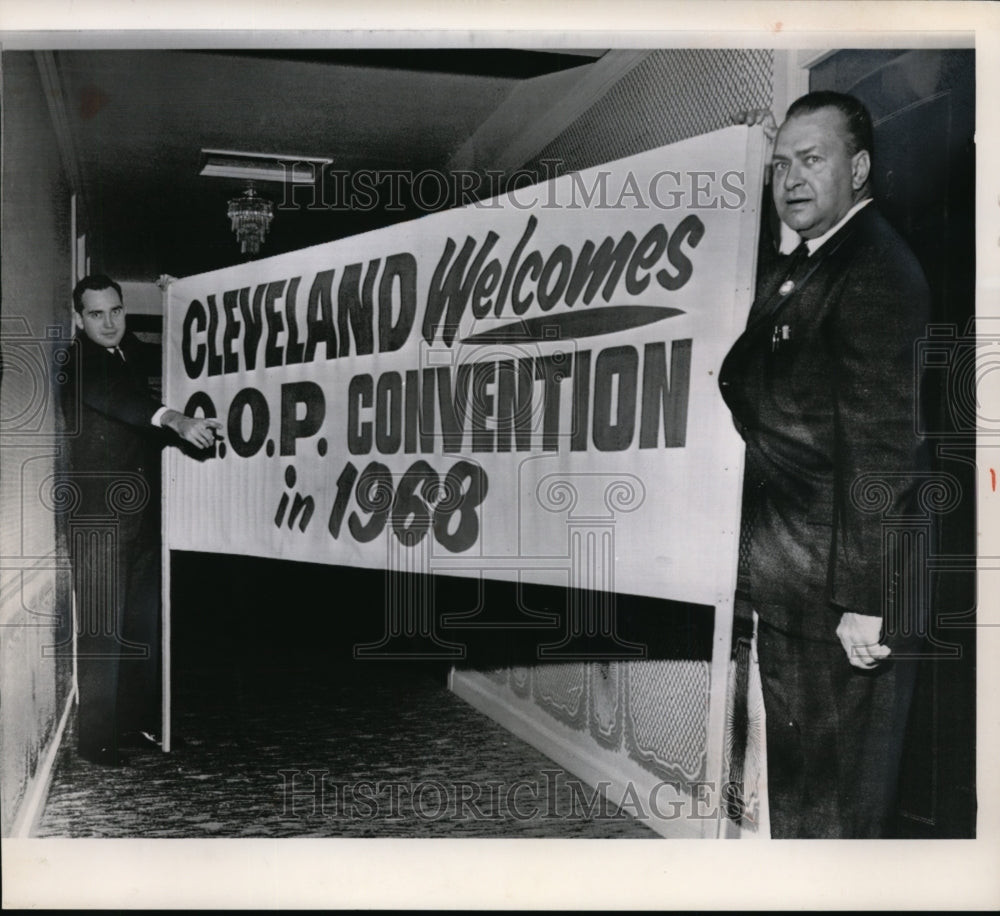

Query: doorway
[[810, 48, 976, 838]]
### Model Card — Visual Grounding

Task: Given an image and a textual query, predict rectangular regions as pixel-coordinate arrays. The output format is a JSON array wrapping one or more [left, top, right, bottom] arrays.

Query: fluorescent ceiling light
[[199, 149, 333, 184]]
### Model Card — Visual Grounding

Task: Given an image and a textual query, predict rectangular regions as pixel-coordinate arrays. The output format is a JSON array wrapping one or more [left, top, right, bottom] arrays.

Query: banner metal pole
[[160, 277, 172, 753]]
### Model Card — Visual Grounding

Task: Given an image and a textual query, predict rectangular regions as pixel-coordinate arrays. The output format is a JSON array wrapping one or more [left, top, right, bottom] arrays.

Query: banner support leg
[[160, 275, 173, 754], [161, 464, 172, 753]]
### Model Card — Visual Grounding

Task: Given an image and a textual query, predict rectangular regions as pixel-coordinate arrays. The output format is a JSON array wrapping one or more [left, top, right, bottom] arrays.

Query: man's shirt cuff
[[151, 406, 168, 427]]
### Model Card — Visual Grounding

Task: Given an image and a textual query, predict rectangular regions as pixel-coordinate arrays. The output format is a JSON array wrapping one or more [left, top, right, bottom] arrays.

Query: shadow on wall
[[171, 551, 713, 677]]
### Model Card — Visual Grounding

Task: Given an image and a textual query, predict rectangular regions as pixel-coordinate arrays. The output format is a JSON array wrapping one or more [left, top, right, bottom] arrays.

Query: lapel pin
[[779, 279, 795, 296]]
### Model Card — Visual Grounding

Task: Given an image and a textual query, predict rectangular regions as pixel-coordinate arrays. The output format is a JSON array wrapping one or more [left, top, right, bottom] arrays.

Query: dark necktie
[[787, 238, 809, 262], [778, 240, 810, 286]]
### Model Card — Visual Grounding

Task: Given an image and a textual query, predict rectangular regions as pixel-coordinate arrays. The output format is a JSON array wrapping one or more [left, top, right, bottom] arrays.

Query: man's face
[[75, 286, 126, 348], [771, 107, 864, 239]]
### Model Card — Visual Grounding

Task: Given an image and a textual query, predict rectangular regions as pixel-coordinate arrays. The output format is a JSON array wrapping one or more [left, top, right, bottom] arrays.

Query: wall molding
[[8, 680, 76, 838], [451, 668, 710, 838], [772, 48, 814, 124], [33, 52, 87, 220]]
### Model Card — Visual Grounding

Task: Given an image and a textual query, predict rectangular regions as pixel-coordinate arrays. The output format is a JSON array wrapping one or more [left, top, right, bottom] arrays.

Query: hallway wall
[[0, 51, 75, 835]]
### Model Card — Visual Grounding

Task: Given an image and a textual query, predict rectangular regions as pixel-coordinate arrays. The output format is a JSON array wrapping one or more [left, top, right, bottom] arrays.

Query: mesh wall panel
[[509, 665, 532, 698], [532, 663, 587, 729], [588, 661, 623, 751], [525, 49, 774, 175], [624, 660, 710, 782]]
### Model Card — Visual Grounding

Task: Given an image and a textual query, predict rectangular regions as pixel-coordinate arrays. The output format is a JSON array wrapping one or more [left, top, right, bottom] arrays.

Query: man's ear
[[851, 149, 871, 191], [72, 310, 83, 332]]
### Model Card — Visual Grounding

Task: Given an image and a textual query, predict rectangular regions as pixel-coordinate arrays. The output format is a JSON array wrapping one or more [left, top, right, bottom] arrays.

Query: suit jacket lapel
[[740, 216, 861, 344]]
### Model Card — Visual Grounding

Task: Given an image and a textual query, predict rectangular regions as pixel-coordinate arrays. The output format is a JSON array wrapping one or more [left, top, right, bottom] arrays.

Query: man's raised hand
[[732, 109, 778, 143]]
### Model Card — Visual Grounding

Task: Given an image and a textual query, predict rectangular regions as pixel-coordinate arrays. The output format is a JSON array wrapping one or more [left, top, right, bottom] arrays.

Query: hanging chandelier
[[227, 182, 273, 256]]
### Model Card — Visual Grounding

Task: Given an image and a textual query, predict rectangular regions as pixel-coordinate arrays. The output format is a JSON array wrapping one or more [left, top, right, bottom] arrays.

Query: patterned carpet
[[36, 663, 656, 838]]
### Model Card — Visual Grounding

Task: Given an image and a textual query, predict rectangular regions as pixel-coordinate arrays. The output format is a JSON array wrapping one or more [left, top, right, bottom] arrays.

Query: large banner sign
[[164, 125, 765, 607]]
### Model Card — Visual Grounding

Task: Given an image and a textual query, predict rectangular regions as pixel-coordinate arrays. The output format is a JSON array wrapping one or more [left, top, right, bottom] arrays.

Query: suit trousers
[[72, 514, 161, 751], [756, 618, 917, 838]]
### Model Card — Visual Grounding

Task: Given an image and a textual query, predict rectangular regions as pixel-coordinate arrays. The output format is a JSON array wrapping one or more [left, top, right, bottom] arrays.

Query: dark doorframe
[[810, 48, 977, 838]]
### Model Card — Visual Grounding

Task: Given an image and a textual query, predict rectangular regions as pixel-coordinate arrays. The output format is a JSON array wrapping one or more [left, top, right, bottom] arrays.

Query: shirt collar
[[778, 197, 873, 256]]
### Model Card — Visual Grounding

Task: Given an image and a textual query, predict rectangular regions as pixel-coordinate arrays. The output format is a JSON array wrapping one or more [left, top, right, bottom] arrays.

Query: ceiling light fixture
[[227, 182, 274, 257], [200, 148, 332, 184]]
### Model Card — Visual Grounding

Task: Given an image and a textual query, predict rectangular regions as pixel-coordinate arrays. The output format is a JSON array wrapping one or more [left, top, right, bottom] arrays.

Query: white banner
[[164, 125, 765, 607]]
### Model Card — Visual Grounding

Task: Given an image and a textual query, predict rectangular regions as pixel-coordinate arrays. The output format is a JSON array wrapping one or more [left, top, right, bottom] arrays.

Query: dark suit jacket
[[62, 329, 166, 535], [719, 204, 930, 644]]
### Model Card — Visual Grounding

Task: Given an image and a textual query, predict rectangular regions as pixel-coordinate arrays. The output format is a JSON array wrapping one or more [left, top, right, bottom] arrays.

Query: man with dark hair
[[784, 89, 875, 159], [64, 274, 221, 765], [722, 94, 930, 837]]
